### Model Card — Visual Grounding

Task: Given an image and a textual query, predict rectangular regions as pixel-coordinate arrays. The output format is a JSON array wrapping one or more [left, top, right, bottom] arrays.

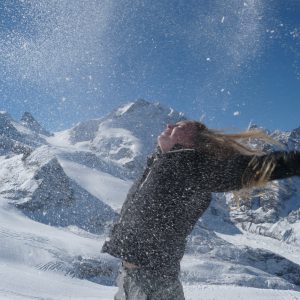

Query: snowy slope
[[0, 200, 300, 299], [0, 100, 300, 299], [6, 201, 294, 299], [58, 158, 131, 211]]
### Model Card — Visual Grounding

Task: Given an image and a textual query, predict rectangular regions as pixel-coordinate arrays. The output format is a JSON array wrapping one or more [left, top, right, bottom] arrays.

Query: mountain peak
[[0, 110, 13, 120], [133, 98, 149, 106], [291, 126, 300, 136], [0, 111, 20, 138], [113, 99, 151, 117], [21, 112, 36, 124], [20, 112, 52, 136], [112, 99, 184, 120]]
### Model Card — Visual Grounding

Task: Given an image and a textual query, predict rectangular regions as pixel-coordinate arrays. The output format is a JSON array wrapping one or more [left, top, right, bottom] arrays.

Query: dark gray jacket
[[102, 146, 300, 275]]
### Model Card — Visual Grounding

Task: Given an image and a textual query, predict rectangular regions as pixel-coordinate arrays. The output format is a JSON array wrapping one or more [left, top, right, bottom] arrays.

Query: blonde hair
[[189, 121, 279, 189]]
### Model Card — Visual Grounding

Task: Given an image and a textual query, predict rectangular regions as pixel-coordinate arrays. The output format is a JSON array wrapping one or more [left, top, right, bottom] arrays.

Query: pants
[[114, 264, 185, 300]]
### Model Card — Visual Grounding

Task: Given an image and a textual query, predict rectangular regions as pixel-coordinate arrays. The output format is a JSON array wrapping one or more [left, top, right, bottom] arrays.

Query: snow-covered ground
[[2, 266, 300, 300], [216, 230, 300, 266], [1, 171, 300, 299], [0, 264, 114, 300]]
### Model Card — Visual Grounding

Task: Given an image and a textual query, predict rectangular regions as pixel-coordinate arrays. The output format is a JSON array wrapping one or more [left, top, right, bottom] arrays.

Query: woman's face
[[157, 121, 197, 152]]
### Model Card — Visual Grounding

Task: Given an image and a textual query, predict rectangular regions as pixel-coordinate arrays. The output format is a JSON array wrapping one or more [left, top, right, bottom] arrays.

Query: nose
[[167, 124, 175, 129]]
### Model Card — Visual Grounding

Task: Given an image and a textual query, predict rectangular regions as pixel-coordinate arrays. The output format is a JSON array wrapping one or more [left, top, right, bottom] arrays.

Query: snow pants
[[114, 264, 185, 300]]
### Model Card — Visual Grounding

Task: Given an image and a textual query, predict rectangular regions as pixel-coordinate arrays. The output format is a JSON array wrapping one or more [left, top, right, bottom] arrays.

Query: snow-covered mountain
[[224, 128, 300, 245], [66, 99, 185, 176], [0, 146, 116, 234], [0, 111, 46, 156], [0, 100, 300, 299]]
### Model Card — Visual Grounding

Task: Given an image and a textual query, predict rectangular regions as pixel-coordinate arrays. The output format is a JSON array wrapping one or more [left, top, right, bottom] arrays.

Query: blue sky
[[0, 0, 299, 132]]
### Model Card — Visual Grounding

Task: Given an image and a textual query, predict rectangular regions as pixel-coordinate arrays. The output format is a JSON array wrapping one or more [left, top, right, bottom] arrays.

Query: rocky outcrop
[[21, 112, 53, 136]]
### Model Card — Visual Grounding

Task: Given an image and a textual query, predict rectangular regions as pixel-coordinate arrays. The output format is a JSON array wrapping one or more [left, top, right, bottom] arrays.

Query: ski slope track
[[0, 100, 300, 299]]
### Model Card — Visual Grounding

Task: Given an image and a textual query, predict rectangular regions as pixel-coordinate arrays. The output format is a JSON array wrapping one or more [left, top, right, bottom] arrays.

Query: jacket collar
[[166, 144, 196, 154], [170, 144, 186, 151], [154, 144, 195, 158]]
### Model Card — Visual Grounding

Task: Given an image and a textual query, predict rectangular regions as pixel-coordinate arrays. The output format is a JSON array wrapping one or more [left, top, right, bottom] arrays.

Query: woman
[[102, 120, 300, 300]]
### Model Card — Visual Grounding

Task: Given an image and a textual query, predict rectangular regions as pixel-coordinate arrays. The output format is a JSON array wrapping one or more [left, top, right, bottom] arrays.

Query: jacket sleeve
[[192, 150, 300, 193]]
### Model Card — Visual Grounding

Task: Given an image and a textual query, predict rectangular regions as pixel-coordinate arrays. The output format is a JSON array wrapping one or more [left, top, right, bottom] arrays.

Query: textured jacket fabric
[[102, 146, 300, 274]]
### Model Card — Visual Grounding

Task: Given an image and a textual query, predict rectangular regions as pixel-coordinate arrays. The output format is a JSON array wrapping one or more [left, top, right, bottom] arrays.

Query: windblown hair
[[189, 121, 278, 189]]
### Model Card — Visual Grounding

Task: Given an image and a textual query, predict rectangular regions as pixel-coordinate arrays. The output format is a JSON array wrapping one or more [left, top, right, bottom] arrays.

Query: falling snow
[[0, 1, 299, 298]]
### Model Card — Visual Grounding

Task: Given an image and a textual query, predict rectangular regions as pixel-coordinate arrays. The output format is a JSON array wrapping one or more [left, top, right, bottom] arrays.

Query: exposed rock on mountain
[[21, 112, 53, 137], [0, 111, 22, 139]]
